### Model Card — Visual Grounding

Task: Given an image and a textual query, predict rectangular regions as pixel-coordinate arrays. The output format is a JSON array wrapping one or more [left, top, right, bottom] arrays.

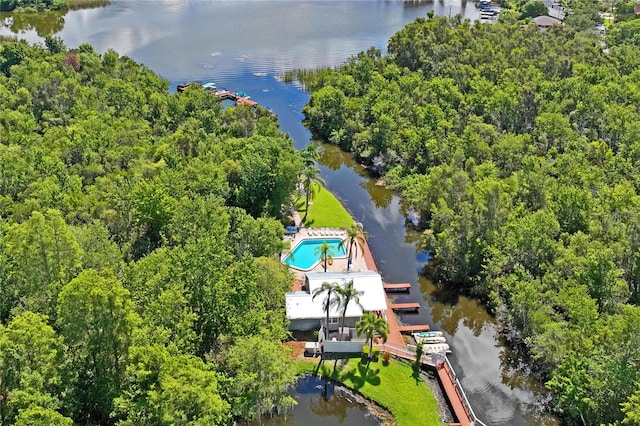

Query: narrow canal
[[1, 1, 558, 424]]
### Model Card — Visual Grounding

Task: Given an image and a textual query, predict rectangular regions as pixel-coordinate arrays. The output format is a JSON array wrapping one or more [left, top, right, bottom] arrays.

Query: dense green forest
[[302, 15, 640, 425], [0, 39, 302, 424]]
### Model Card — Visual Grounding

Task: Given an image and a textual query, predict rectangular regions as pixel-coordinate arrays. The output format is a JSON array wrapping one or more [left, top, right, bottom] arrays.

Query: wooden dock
[[383, 282, 411, 291], [389, 302, 420, 312], [437, 359, 475, 426], [398, 324, 430, 332], [217, 90, 258, 106], [176, 83, 259, 107], [359, 228, 486, 426]]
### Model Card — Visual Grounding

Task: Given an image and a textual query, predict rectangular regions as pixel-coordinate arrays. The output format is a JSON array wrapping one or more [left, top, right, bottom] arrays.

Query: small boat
[[202, 82, 217, 92], [422, 343, 451, 354], [413, 331, 444, 338], [177, 81, 204, 93], [235, 91, 250, 99], [415, 335, 447, 344]]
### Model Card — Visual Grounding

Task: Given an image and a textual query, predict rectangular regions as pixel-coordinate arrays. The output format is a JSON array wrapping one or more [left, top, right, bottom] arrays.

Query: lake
[[1, 1, 558, 424]]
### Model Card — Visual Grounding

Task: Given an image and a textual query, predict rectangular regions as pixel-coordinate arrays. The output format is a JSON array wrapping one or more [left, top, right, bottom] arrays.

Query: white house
[[286, 270, 389, 353], [285, 270, 388, 332]]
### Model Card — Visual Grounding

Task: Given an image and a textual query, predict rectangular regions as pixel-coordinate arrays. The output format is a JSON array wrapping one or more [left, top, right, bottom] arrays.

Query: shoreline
[[288, 185, 453, 424]]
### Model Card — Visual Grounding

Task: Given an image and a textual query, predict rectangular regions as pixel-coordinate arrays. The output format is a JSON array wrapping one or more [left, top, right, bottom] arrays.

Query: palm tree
[[339, 223, 369, 272], [335, 280, 363, 341], [356, 312, 389, 359], [300, 145, 325, 223], [312, 281, 341, 338], [277, 238, 292, 262], [314, 240, 335, 272], [301, 144, 320, 169]]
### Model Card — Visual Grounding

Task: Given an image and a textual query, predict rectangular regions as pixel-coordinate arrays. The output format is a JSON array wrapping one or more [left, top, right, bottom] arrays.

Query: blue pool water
[[284, 239, 346, 270]]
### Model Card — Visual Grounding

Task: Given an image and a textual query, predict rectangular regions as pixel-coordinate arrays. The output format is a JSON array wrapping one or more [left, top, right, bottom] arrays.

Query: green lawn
[[297, 183, 354, 228], [299, 357, 442, 426]]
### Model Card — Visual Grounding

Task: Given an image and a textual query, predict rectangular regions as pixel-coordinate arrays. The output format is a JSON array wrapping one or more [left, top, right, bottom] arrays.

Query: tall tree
[[300, 154, 325, 223], [339, 223, 368, 272], [2, 209, 82, 320], [335, 280, 363, 340], [57, 269, 139, 424], [356, 312, 389, 359], [314, 241, 335, 272], [0, 311, 64, 425], [312, 281, 341, 336], [225, 335, 297, 424], [301, 144, 320, 169], [113, 344, 230, 425]]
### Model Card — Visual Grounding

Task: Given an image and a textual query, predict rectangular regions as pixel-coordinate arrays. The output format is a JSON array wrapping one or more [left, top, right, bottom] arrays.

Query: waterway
[[250, 375, 384, 426], [1, 2, 558, 424]]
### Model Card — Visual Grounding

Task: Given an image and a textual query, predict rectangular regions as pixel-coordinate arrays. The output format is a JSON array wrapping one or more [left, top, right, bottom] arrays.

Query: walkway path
[[359, 231, 406, 348]]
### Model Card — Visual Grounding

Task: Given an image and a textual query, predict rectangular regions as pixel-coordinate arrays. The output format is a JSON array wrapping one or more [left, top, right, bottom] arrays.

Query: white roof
[[532, 15, 562, 26], [286, 270, 387, 320]]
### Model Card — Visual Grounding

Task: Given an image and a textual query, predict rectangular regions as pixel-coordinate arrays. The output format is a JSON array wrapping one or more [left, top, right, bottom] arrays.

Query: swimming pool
[[284, 238, 346, 270]]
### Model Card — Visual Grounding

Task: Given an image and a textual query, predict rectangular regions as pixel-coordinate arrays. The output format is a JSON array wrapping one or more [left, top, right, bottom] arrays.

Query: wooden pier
[[176, 83, 259, 107], [389, 302, 420, 312], [398, 324, 430, 332], [436, 358, 478, 426], [358, 228, 486, 426], [216, 90, 258, 107], [383, 282, 411, 292]]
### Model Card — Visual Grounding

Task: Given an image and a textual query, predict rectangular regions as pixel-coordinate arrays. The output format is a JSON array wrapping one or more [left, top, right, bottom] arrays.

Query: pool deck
[[284, 226, 406, 349], [284, 227, 369, 280]]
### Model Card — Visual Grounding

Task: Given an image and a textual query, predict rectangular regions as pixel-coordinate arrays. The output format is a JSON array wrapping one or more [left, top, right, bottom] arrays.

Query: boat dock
[[216, 90, 259, 107], [398, 324, 430, 332], [383, 282, 411, 292], [389, 302, 420, 312], [176, 82, 259, 107], [436, 357, 484, 426], [359, 230, 485, 426]]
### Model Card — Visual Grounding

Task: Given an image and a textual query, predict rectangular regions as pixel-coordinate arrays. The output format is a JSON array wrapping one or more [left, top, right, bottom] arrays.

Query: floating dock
[[398, 324, 430, 332], [216, 90, 258, 107], [176, 83, 259, 107], [383, 282, 411, 292], [389, 302, 420, 312]]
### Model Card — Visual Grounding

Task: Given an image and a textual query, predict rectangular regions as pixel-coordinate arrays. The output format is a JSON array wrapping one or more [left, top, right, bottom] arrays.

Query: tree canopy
[[0, 39, 301, 424], [302, 15, 640, 425]]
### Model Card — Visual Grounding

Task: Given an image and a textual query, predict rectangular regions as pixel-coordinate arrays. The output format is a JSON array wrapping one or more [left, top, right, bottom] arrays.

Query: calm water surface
[[250, 375, 382, 426], [1, 2, 558, 424]]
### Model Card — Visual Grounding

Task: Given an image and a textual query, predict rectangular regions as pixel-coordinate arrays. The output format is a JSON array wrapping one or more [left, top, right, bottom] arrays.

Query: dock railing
[[379, 343, 487, 426], [378, 342, 435, 366], [441, 355, 488, 426]]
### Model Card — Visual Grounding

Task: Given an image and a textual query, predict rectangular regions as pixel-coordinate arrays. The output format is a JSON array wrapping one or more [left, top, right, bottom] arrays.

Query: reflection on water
[[318, 144, 396, 211], [252, 375, 381, 426], [419, 276, 559, 425], [420, 276, 494, 337], [0, 1, 559, 423], [1, 10, 67, 36]]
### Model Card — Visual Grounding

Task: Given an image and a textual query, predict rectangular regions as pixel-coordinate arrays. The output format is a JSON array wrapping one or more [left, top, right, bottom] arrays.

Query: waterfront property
[[286, 270, 388, 353], [282, 226, 480, 426]]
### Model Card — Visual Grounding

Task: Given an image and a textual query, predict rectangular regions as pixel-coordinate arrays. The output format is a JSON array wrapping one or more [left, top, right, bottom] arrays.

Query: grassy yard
[[299, 356, 442, 426], [297, 183, 354, 228]]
